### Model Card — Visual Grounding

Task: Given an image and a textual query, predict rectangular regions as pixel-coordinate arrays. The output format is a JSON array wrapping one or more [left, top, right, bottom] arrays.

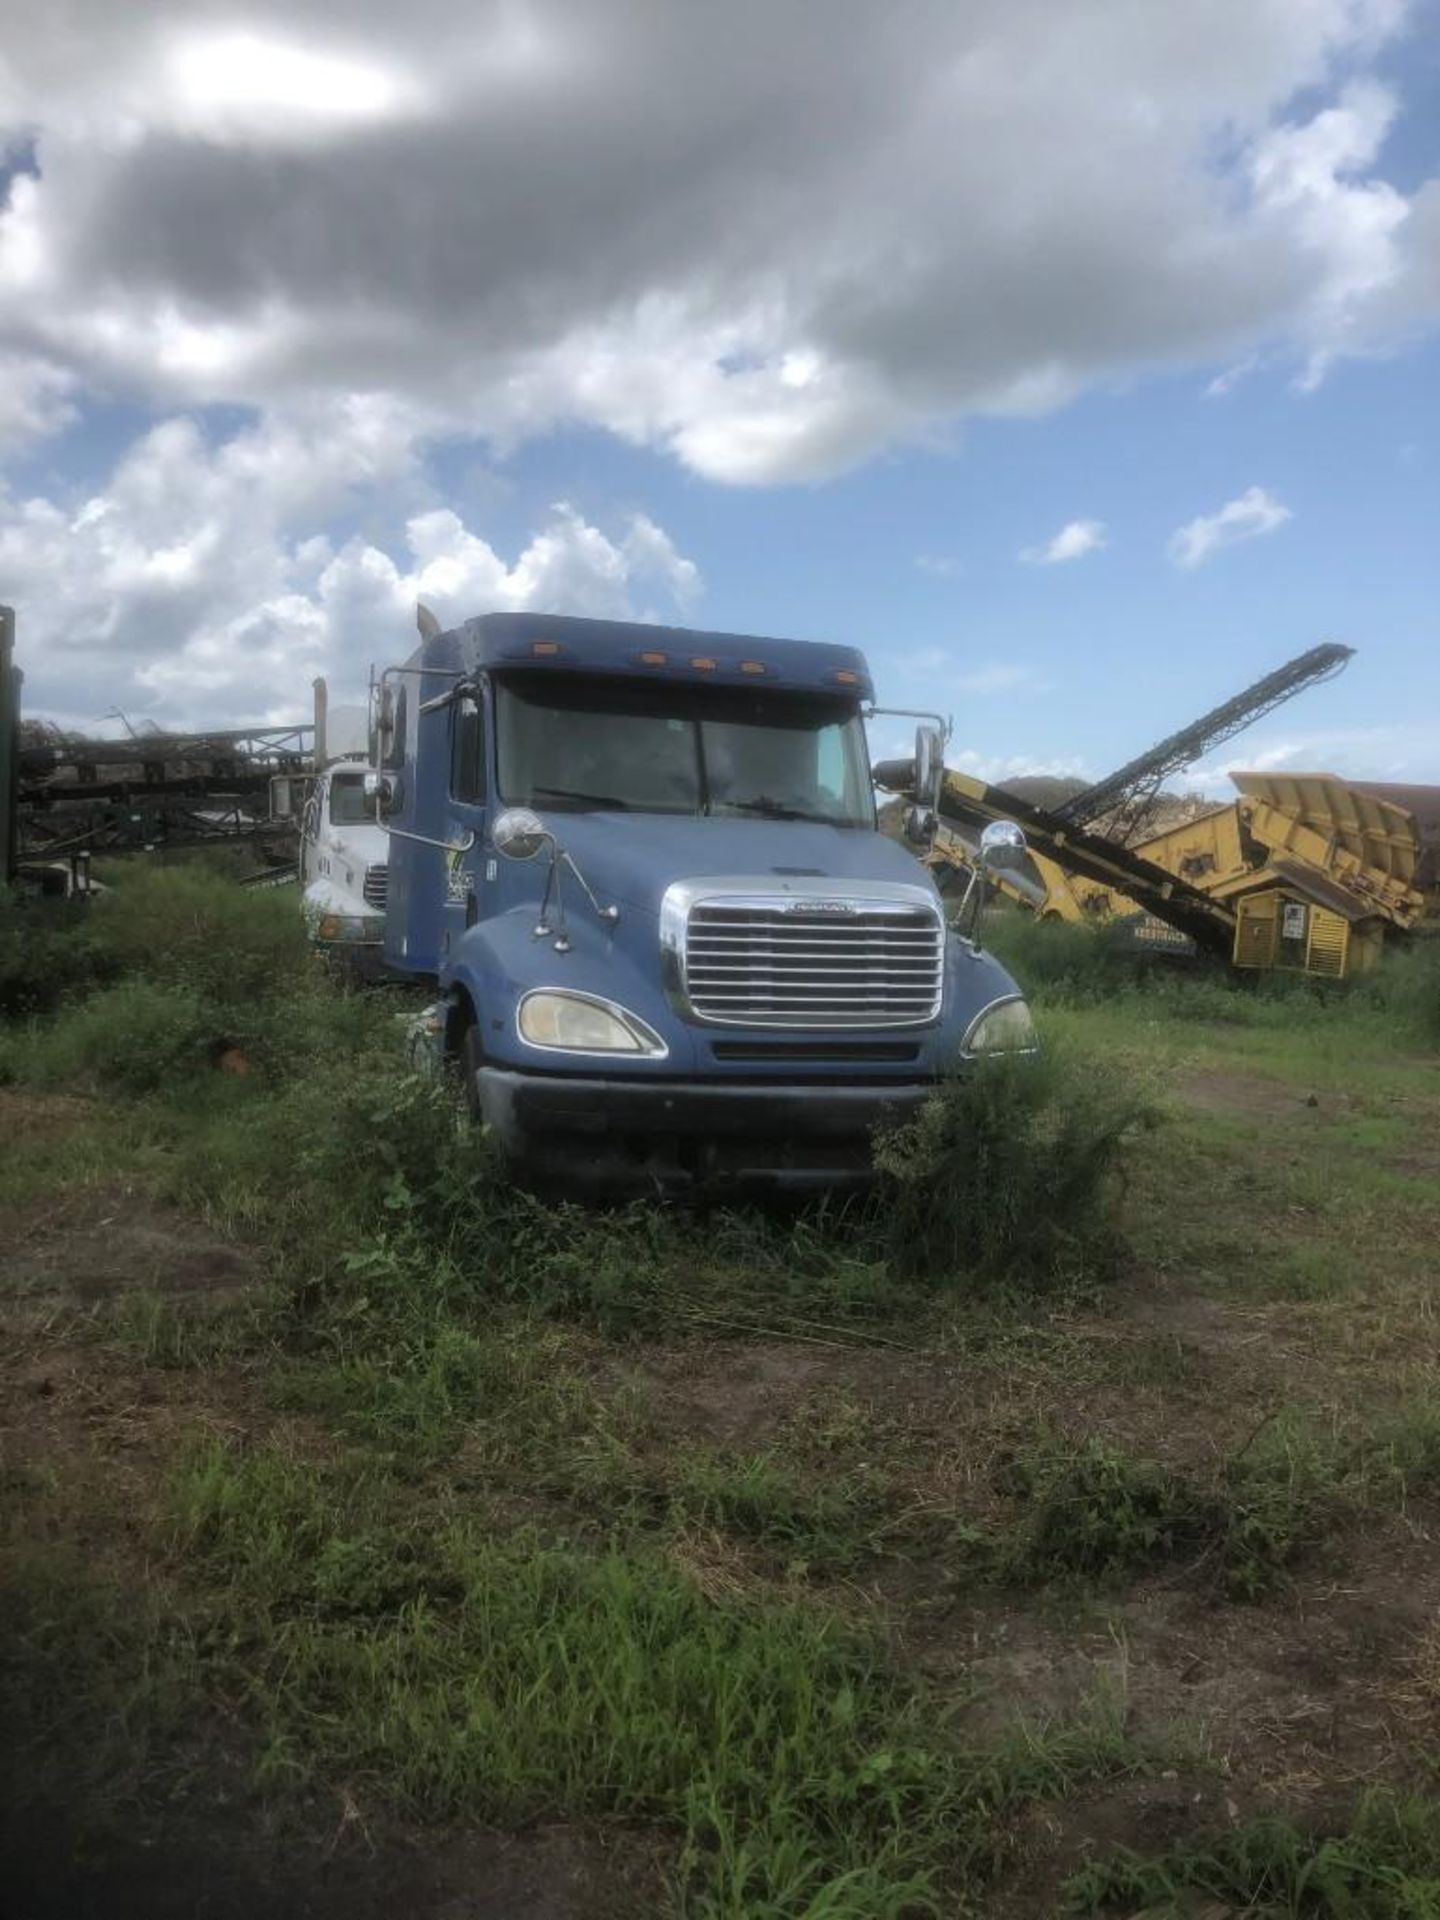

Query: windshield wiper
[[719, 796, 831, 822], [530, 785, 632, 810]]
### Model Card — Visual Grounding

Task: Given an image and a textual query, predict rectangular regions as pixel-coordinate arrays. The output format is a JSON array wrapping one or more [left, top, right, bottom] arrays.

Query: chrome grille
[[682, 896, 943, 1028], [362, 863, 388, 910]]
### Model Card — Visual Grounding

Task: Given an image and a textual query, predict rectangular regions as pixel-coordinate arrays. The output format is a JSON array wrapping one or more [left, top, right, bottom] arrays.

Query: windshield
[[328, 773, 372, 826], [495, 673, 873, 826]]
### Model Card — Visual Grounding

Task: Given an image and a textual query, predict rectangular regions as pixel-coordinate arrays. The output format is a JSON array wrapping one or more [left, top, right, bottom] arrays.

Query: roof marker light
[[639, 650, 668, 666], [691, 656, 716, 671], [531, 640, 560, 657], [740, 660, 767, 675], [834, 669, 860, 685]]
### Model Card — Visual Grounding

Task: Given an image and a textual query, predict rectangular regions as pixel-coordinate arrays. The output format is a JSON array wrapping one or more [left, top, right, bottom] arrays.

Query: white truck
[[297, 678, 389, 973], [299, 759, 390, 976]]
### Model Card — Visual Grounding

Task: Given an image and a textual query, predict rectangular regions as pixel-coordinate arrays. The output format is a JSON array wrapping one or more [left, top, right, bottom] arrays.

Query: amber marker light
[[739, 660, 767, 675], [531, 640, 561, 657], [690, 656, 717, 671], [638, 650, 668, 666]]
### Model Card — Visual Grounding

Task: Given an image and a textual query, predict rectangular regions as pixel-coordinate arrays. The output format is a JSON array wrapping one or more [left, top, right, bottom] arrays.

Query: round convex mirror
[[492, 807, 550, 861], [978, 818, 1027, 872]]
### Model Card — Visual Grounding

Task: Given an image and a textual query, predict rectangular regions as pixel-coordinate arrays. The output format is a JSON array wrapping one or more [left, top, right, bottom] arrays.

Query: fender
[[439, 906, 702, 1075]]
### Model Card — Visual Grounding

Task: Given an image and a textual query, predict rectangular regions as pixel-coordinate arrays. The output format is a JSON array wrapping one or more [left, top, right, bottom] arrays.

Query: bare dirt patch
[[947, 1524, 1440, 1913], [1175, 1067, 1345, 1124], [0, 1806, 669, 1920], [2, 1187, 258, 1309], [0, 1086, 95, 1144], [606, 1334, 952, 1451]]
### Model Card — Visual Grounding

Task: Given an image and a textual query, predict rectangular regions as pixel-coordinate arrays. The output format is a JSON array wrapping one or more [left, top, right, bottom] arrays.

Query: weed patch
[[872, 1047, 1153, 1290], [1065, 1790, 1440, 1916], [152, 1440, 1142, 1915], [998, 1406, 1440, 1601], [86, 863, 312, 1008]]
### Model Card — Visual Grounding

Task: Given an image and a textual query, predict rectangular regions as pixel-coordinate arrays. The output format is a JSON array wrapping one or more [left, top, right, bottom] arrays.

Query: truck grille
[[362, 864, 388, 910], [683, 897, 944, 1028]]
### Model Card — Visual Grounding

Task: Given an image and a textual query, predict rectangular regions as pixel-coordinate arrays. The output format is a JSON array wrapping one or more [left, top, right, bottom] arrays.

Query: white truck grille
[[681, 894, 944, 1028], [362, 864, 388, 910]]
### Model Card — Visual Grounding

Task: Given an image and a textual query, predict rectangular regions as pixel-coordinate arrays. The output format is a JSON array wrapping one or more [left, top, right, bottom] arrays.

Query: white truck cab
[[300, 760, 389, 973]]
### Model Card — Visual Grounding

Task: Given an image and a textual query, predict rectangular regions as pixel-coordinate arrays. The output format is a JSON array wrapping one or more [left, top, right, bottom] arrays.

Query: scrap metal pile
[[4, 603, 312, 890]]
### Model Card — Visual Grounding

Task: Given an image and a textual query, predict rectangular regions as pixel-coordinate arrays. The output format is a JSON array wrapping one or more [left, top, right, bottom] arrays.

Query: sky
[[2, 0, 1438, 790]]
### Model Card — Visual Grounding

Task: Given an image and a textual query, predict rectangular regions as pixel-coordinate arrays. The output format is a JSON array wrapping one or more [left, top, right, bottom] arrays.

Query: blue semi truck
[[367, 609, 1032, 1192]]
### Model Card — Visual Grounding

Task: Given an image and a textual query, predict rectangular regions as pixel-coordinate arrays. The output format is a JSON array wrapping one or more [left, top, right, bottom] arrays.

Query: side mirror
[[914, 724, 944, 811], [492, 806, 551, 861], [979, 818, 1027, 873], [363, 770, 399, 815]]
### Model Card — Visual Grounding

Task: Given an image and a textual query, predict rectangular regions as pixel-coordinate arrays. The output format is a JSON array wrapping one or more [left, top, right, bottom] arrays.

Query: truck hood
[[533, 812, 932, 918]]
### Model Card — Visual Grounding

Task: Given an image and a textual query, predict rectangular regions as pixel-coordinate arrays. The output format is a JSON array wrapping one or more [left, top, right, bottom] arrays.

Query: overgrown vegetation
[[985, 905, 1440, 1048], [1003, 1407, 1440, 1599], [1067, 1792, 1440, 1916], [5, 867, 1440, 1915], [872, 1049, 1153, 1288]]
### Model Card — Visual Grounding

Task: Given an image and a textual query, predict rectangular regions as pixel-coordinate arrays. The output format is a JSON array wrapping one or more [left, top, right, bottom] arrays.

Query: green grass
[[999, 1403, 1440, 1600], [1065, 1791, 1440, 1915], [7, 868, 1440, 1915], [6, 1436, 1145, 1919]]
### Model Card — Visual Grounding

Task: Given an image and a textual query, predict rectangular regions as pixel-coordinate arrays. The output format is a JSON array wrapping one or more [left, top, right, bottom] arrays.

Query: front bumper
[[475, 1066, 936, 1193]]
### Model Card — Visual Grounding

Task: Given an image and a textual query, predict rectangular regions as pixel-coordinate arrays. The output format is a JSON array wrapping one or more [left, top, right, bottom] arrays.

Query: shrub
[[871, 1046, 1153, 1288], [1006, 1438, 1211, 1583], [981, 910, 1150, 1006], [1351, 937, 1440, 1049], [0, 893, 116, 1020], [16, 978, 221, 1095], [87, 864, 312, 1008]]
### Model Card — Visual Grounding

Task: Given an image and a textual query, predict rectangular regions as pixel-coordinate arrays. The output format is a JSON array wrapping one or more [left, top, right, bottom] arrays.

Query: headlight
[[962, 996, 1037, 1056], [316, 912, 382, 943], [518, 990, 668, 1057]]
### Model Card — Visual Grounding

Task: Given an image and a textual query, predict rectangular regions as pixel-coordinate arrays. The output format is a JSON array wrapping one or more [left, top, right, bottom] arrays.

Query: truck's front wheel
[[460, 1021, 486, 1124]]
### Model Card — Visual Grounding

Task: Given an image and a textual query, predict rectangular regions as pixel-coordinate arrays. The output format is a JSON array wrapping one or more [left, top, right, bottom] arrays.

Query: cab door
[[299, 774, 325, 887], [440, 685, 491, 959]]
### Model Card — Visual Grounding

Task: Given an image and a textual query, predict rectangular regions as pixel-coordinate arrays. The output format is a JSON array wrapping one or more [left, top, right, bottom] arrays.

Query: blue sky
[[2, 0, 1437, 789], [455, 338, 1440, 780]]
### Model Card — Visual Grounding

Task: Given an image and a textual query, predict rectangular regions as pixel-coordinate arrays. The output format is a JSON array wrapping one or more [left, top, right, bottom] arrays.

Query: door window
[[451, 692, 486, 803]]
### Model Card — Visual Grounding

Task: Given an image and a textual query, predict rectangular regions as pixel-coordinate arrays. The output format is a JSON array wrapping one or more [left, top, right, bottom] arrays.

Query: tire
[[460, 1020, 486, 1124]]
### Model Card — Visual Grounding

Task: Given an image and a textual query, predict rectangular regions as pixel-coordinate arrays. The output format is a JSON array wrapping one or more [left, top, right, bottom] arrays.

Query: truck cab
[[300, 761, 389, 972], [374, 611, 1031, 1192]]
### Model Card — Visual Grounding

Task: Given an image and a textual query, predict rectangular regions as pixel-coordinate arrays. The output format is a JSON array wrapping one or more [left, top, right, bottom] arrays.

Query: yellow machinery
[[917, 768, 1436, 981], [885, 638, 1435, 982], [902, 765, 1240, 960]]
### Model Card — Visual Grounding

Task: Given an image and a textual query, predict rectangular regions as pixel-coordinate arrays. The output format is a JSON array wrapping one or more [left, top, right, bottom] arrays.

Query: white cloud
[[1020, 518, 1107, 565], [1204, 354, 1261, 397], [1167, 485, 1293, 567], [0, 2, 1436, 485], [3, 408, 702, 727], [1189, 723, 1439, 791], [165, 30, 421, 144], [947, 747, 1092, 787], [0, 352, 78, 455], [915, 554, 962, 578]]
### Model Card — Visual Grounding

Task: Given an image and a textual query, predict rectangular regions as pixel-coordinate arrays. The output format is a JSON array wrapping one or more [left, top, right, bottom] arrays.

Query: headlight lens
[[963, 996, 1037, 1056], [518, 990, 668, 1056], [316, 912, 382, 943]]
